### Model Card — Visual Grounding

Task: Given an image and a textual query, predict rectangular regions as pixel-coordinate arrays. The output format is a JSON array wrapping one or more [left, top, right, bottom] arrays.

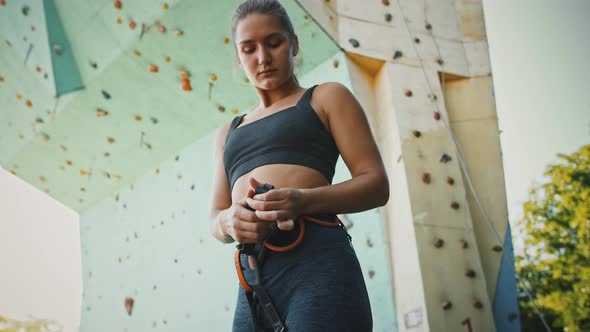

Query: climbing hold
[[96, 108, 109, 117], [384, 13, 392, 22], [102, 90, 111, 99], [425, 23, 432, 30], [35, 117, 44, 123], [436, 58, 444, 65], [447, 176, 454, 185], [332, 59, 339, 68], [128, 20, 137, 30], [21, 5, 29, 16], [107, 137, 115, 143], [404, 90, 413, 97], [36, 66, 41, 73], [368, 270, 375, 279], [460, 239, 468, 248], [224, 37, 230, 44], [114, 0, 122, 9], [60, 145, 67, 152], [414, 37, 420, 44], [412, 130, 421, 138], [382, 0, 390, 5], [116, 17, 123, 24], [149, 64, 158, 73], [450, 201, 460, 210], [133, 50, 141, 57], [39, 176, 46, 182], [348, 38, 360, 48], [80, 170, 88, 175], [422, 172, 431, 184], [163, 2, 169, 9], [174, 29, 184, 36], [124, 297, 134, 316], [217, 106, 225, 112], [434, 112, 441, 120], [465, 269, 476, 278], [472, 299, 483, 309], [441, 301, 452, 310], [0, 76, 4, 82], [231, 109, 238, 114], [5, 40, 12, 46], [53, 44, 62, 55], [440, 153, 452, 163], [433, 238, 444, 248], [158, 24, 166, 34], [366, 238, 373, 248], [25, 100, 32, 107], [150, 117, 159, 124], [81, 187, 86, 192], [143, 142, 152, 150], [210, 73, 218, 81], [41, 133, 50, 141], [0, 1, 5, 6], [16, 94, 22, 100], [393, 50, 403, 60], [164, 55, 171, 62], [492, 245, 503, 252], [191, 184, 195, 190], [244, 77, 250, 83], [89, 61, 98, 69], [179, 69, 190, 79], [134, 115, 142, 121], [66, 160, 72, 166], [181, 78, 192, 91]]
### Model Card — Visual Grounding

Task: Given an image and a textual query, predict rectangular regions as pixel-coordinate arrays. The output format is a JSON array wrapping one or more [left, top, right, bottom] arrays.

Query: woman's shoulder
[[215, 115, 243, 148], [312, 82, 355, 113]]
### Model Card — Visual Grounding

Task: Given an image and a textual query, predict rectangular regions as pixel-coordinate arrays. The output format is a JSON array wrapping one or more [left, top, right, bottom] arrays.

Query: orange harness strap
[[235, 214, 343, 292]]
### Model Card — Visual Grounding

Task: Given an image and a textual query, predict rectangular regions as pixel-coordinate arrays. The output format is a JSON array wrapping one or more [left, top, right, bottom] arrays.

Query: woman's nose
[[258, 47, 272, 65]]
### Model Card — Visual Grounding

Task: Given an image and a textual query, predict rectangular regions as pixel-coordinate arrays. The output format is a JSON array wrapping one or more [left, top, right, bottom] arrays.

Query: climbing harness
[[234, 183, 352, 332]]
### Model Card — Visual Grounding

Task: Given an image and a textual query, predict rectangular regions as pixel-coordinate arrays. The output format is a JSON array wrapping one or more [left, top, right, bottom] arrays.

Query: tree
[[516, 144, 590, 331]]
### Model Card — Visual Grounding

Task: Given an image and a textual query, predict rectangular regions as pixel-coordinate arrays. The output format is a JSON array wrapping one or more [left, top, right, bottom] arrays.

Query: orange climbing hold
[[16, 94, 22, 100], [96, 108, 109, 117], [163, 2, 169, 9], [174, 29, 184, 36], [149, 64, 158, 73], [114, 0, 122, 9], [66, 160, 72, 166], [333, 59, 339, 68], [164, 55, 171, 62], [210, 73, 217, 81], [36, 66, 41, 72], [179, 69, 190, 79], [0, 1, 6, 6], [134, 115, 142, 121], [107, 137, 115, 143], [128, 20, 137, 30], [124, 297, 134, 316], [0, 76, 4, 82], [181, 79, 192, 91], [116, 17, 123, 24], [26, 100, 32, 107], [224, 37, 230, 44]]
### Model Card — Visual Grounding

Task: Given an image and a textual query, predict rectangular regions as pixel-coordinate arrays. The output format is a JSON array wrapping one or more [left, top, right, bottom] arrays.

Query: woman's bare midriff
[[231, 163, 330, 203]]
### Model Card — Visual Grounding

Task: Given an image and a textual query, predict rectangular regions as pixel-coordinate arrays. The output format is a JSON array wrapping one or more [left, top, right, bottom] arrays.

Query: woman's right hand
[[220, 188, 275, 243]]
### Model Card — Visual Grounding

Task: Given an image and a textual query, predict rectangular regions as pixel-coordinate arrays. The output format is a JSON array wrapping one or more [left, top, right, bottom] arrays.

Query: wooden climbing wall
[[298, 0, 520, 331]]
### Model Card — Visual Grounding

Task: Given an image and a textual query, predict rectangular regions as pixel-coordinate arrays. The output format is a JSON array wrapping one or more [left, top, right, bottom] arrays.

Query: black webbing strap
[[239, 249, 286, 332]]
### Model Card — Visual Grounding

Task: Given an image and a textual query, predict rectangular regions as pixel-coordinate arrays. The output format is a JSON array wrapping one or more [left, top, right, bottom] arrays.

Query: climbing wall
[[297, 0, 520, 331]]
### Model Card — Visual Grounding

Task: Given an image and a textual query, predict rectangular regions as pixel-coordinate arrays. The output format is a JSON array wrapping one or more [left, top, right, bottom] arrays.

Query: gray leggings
[[232, 214, 373, 332]]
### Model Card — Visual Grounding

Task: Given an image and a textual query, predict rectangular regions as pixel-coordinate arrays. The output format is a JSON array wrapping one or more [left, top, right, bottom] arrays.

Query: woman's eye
[[243, 48, 254, 53]]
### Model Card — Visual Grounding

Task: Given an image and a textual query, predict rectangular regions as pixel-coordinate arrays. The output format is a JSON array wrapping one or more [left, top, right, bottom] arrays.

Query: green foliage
[[516, 144, 590, 331]]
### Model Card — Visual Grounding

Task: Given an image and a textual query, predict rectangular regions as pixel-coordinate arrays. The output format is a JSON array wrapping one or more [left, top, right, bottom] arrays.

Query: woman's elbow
[[374, 173, 390, 207]]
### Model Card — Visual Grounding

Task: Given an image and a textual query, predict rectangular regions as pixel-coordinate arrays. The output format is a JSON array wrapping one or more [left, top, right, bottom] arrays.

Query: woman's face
[[234, 13, 298, 90]]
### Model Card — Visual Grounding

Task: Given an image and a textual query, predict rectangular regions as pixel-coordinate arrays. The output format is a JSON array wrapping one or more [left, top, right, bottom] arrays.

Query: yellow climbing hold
[[163, 2, 169, 9], [210, 73, 218, 81], [133, 50, 141, 57], [231, 109, 238, 114]]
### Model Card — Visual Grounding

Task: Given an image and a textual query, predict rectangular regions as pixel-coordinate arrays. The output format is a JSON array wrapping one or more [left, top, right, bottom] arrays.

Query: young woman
[[209, 0, 389, 330]]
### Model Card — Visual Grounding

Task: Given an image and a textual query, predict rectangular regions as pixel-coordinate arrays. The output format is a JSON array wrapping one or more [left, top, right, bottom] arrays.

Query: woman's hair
[[231, 0, 296, 42]]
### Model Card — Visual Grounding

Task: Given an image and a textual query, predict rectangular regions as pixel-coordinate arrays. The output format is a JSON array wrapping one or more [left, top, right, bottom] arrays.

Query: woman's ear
[[292, 35, 299, 57]]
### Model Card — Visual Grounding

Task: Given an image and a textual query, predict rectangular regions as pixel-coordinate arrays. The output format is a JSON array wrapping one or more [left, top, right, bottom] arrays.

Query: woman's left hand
[[245, 177, 305, 230]]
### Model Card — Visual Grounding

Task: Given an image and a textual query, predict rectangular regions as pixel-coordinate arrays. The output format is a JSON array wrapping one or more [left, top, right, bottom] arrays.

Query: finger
[[253, 188, 282, 200], [248, 177, 264, 190], [255, 209, 289, 221], [276, 219, 295, 231], [246, 197, 282, 211]]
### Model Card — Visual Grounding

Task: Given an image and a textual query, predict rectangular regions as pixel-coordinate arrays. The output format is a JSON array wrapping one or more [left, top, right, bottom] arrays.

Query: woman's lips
[[258, 69, 277, 76]]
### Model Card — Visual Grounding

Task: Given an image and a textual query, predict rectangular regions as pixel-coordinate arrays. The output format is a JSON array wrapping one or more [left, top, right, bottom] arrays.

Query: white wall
[[0, 166, 81, 332]]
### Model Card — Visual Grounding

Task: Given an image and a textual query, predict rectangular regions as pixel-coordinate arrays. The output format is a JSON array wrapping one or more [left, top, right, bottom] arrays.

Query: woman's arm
[[299, 82, 389, 215], [247, 82, 389, 220], [208, 122, 235, 243]]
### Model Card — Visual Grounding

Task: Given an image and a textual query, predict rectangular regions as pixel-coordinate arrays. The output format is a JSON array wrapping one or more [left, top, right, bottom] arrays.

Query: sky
[[482, 0, 590, 249]]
